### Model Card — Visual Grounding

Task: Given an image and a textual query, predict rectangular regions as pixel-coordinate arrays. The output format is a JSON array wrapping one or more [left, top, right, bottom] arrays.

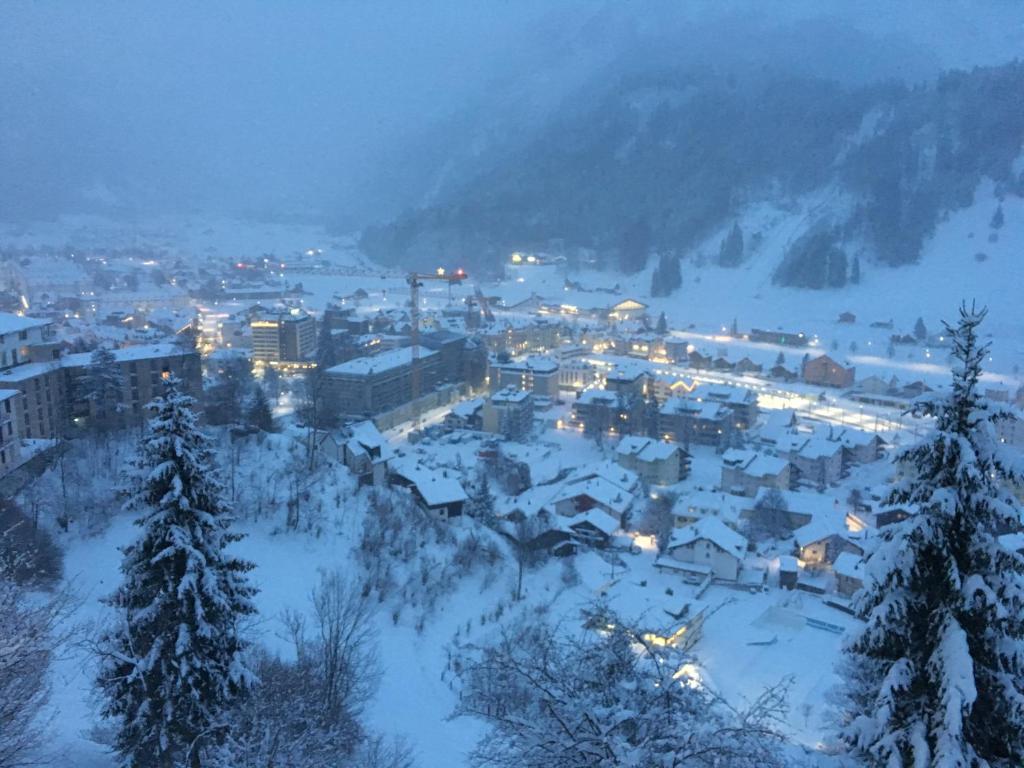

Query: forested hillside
[[360, 61, 1024, 287]]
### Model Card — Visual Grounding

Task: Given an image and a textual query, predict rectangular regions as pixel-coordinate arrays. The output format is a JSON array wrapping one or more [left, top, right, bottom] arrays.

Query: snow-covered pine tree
[[96, 377, 257, 768], [838, 304, 1024, 767], [245, 383, 275, 433]]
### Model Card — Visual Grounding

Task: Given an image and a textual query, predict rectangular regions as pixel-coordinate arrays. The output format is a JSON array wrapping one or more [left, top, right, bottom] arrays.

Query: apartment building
[[62, 344, 203, 428], [481, 386, 534, 440], [0, 312, 53, 368], [324, 346, 440, 417], [0, 389, 22, 477], [251, 309, 316, 365], [658, 397, 733, 448], [489, 354, 560, 398], [0, 344, 202, 439]]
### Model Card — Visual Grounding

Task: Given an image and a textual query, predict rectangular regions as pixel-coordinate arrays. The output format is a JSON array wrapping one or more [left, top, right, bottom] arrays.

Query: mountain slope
[[360, 61, 1024, 287]]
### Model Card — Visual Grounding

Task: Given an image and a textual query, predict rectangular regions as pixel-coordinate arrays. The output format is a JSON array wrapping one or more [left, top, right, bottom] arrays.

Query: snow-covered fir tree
[[245, 383, 275, 433], [96, 377, 258, 768], [837, 304, 1024, 767]]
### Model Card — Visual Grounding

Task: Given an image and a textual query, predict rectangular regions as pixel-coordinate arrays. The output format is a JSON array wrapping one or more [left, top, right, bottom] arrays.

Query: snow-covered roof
[[576, 388, 618, 405], [0, 361, 60, 383], [492, 354, 559, 374], [694, 383, 757, 406], [615, 435, 679, 463], [415, 475, 469, 507], [654, 557, 713, 576], [668, 517, 747, 559], [490, 386, 531, 404], [748, 487, 836, 519], [549, 476, 633, 515], [349, 420, 387, 451], [391, 459, 468, 507], [660, 397, 729, 420], [0, 312, 49, 336], [564, 461, 639, 493], [450, 397, 484, 419], [0, 388, 19, 403], [833, 552, 864, 580], [798, 437, 843, 461], [778, 555, 800, 573], [61, 342, 185, 368], [325, 345, 437, 377], [672, 491, 744, 526], [568, 508, 620, 537], [722, 449, 789, 478], [837, 428, 886, 449], [794, 517, 851, 549]]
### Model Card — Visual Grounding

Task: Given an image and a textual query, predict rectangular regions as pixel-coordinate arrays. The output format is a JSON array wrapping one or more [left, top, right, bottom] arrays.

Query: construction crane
[[407, 268, 468, 423], [474, 285, 495, 323]]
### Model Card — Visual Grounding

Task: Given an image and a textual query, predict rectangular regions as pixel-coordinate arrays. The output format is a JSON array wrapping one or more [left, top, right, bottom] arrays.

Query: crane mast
[[406, 268, 467, 425]]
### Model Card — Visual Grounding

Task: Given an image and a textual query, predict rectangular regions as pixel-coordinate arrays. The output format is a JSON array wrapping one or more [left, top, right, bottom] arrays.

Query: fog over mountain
[[2, 1, 1022, 233]]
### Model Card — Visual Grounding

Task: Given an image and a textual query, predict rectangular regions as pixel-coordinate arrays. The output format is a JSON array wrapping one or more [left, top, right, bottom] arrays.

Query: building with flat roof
[[489, 355, 560, 399], [482, 386, 534, 440], [251, 309, 316, 365], [0, 343, 202, 439], [324, 346, 440, 418]]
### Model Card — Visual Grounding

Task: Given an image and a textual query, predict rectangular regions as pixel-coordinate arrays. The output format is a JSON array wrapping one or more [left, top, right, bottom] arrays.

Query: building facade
[[251, 309, 316, 365], [324, 346, 441, 417]]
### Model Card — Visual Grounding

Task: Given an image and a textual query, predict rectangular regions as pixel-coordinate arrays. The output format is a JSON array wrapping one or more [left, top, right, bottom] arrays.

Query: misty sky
[[2, 1, 1021, 228]]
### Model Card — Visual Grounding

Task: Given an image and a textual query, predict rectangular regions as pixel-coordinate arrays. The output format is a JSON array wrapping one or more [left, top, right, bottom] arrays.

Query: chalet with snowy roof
[[606, 299, 648, 323], [794, 519, 865, 568], [720, 449, 791, 497], [768, 364, 799, 383], [671, 490, 745, 529], [663, 338, 689, 364], [686, 349, 712, 370], [615, 435, 689, 486], [734, 357, 763, 374], [801, 354, 855, 389], [444, 397, 484, 432], [548, 475, 634, 523], [756, 409, 799, 450], [342, 420, 392, 486], [661, 517, 748, 581], [565, 509, 621, 549], [833, 552, 865, 597], [836, 428, 887, 465], [388, 462, 468, 520], [790, 436, 844, 488], [741, 487, 825, 530]]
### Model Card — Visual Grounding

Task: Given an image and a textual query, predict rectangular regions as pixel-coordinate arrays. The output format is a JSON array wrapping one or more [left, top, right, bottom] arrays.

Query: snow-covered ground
[[31, 409, 898, 767], [5, 176, 1023, 766]]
